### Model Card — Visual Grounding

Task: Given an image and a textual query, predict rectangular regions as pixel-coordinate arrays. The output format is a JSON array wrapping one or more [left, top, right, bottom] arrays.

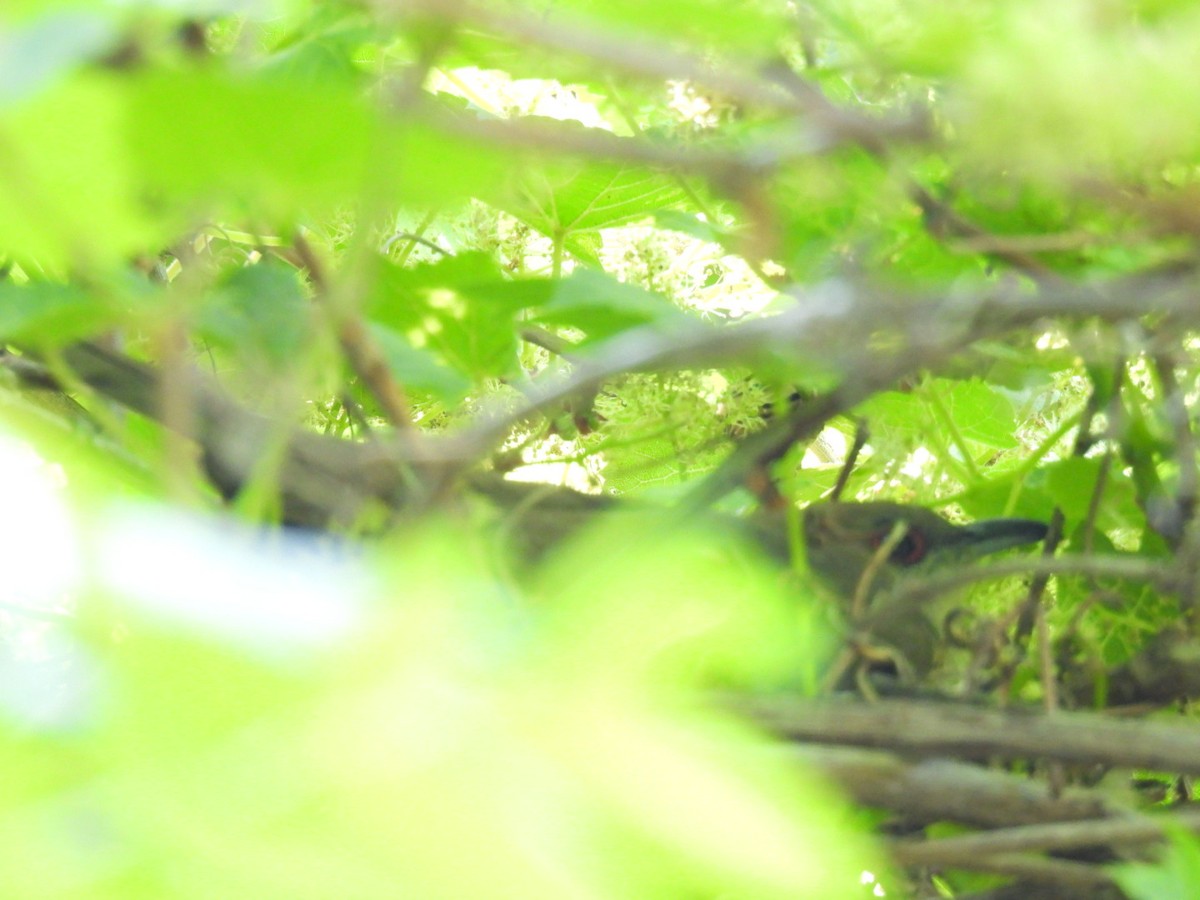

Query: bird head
[[803, 501, 1048, 602]]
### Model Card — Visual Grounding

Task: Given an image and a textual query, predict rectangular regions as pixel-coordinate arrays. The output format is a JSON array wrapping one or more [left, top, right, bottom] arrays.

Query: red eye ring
[[893, 529, 928, 565], [868, 527, 929, 566]]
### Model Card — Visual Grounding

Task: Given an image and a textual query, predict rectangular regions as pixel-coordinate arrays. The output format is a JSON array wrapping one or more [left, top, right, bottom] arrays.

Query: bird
[[802, 501, 1049, 680]]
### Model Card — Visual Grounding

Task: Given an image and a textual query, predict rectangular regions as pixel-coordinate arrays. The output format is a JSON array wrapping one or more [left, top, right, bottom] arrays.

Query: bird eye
[[866, 523, 930, 566], [890, 529, 928, 566]]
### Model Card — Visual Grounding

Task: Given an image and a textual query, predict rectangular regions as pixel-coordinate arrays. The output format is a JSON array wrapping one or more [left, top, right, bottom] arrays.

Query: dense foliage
[[5, 1, 1200, 897]]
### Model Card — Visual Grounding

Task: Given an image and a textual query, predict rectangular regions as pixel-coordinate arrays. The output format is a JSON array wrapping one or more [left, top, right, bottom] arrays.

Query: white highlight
[[95, 506, 374, 660]]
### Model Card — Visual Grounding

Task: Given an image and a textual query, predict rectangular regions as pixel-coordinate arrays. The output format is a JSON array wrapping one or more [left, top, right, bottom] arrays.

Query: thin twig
[[830, 417, 867, 501], [519, 326, 578, 360], [903, 853, 1116, 891], [909, 184, 1062, 285], [851, 519, 909, 621], [293, 231, 415, 431], [891, 808, 1200, 867]]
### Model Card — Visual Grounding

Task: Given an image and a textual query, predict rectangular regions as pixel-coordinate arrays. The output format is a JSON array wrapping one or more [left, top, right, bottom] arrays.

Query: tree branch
[[738, 695, 1200, 774]]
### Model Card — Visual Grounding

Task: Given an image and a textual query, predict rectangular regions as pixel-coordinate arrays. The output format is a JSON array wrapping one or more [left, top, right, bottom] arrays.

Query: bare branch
[[891, 809, 1200, 867], [737, 695, 1200, 774], [792, 744, 1116, 830]]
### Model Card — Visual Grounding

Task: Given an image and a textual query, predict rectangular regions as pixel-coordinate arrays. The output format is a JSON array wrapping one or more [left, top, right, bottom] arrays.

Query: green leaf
[[933, 378, 1018, 451], [773, 154, 900, 281], [602, 436, 696, 492], [956, 475, 1057, 525], [510, 153, 689, 240], [859, 378, 1017, 454], [1043, 457, 1141, 531], [367, 253, 532, 383]]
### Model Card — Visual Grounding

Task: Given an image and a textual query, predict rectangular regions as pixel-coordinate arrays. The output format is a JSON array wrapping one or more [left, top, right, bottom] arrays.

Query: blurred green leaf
[[0, 282, 122, 345], [127, 72, 511, 218], [770, 153, 900, 277], [127, 71, 376, 212], [259, 12, 375, 86], [368, 323, 472, 402], [368, 253, 532, 382], [555, 0, 790, 55], [199, 261, 312, 369], [961, 3, 1200, 179], [0, 518, 873, 898], [385, 119, 514, 207], [808, 0, 999, 77], [0, 76, 149, 267], [1114, 826, 1200, 899]]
